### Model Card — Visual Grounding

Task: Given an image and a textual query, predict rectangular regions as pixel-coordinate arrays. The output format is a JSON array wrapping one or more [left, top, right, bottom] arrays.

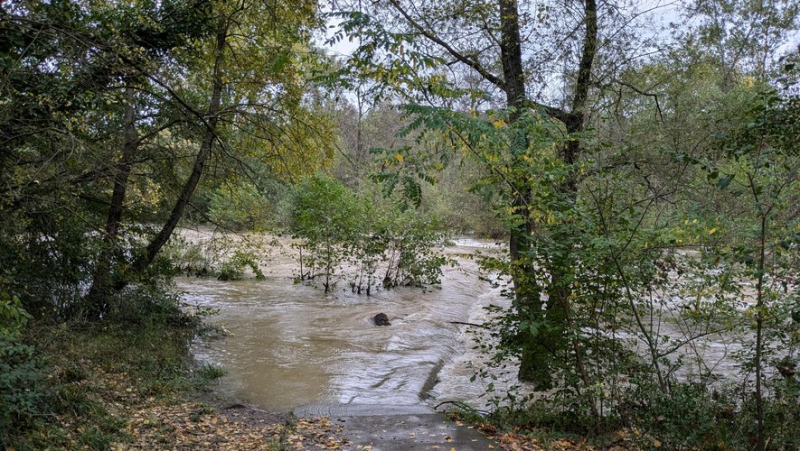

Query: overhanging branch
[[387, 0, 505, 90]]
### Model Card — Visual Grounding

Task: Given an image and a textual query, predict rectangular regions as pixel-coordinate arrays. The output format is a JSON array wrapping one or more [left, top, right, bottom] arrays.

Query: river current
[[179, 234, 511, 411], [178, 230, 758, 412]]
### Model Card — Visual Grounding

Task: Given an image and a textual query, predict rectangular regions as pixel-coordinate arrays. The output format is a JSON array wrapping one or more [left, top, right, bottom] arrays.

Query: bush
[[217, 251, 266, 281], [197, 362, 227, 382], [0, 292, 41, 444], [290, 175, 449, 294], [0, 292, 31, 337], [0, 335, 44, 443], [104, 285, 198, 327]]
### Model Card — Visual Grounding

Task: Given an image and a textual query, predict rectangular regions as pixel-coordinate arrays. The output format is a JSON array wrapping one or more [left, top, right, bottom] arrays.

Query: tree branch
[[387, 0, 506, 90], [612, 78, 665, 124]]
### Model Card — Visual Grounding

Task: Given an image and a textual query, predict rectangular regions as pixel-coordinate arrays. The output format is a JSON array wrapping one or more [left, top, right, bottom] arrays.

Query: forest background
[[1, 0, 799, 449]]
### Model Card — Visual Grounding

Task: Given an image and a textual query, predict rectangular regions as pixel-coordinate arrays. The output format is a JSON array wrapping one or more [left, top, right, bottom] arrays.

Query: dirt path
[[123, 398, 605, 449], [293, 404, 497, 450]]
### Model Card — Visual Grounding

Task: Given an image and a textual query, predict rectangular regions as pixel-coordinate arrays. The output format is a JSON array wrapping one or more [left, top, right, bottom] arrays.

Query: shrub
[[0, 335, 44, 443]]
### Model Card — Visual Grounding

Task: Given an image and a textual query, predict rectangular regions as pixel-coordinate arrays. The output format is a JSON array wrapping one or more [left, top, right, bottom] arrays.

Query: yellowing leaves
[[126, 404, 351, 450]]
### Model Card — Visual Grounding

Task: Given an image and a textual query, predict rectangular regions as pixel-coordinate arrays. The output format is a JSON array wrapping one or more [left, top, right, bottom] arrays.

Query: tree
[[332, 2, 800, 437], [684, 0, 799, 91], [134, 0, 331, 272], [331, 0, 607, 388], [1, 0, 334, 318], [1, 0, 213, 315]]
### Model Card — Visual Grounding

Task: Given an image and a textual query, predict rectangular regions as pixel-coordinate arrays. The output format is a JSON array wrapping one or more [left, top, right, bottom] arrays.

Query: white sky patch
[[320, 19, 360, 59], [778, 31, 800, 57], [315, 0, 800, 96]]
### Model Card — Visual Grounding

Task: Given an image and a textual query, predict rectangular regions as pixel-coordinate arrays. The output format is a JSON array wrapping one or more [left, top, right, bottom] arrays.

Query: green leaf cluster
[[290, 175, 448, 294]]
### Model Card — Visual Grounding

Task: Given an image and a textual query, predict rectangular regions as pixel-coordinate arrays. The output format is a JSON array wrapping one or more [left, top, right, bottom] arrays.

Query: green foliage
[[291, 175, 363, 292], [166, 233, 273, 281], [373, 208, 448, 289], [0, 292, 31, 337], [0, 276, 226, 448], [365, 54, 799, 448], [208, 182, 274, 231], [622, 382, 742, 449], [218, 251, 267, 281], [0, 335, 43, 443], [104, 285, 197, 327], [324, 10, 444, 100], [418, 156, 505, 237], [197, 363, 228, 383], [1, 321, 216, 448], [290, 174, 449, 294], [0, 0, 334, 320]]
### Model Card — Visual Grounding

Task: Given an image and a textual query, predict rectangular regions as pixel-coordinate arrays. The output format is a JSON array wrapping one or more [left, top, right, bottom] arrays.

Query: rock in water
[[374, 313, 391, 326]]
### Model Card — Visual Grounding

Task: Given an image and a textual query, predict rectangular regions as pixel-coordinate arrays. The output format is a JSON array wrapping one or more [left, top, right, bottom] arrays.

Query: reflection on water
[[181, 238, 500, 411]]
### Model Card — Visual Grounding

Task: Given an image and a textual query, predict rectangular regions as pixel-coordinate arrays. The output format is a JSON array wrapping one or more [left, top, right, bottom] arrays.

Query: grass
[[197, 362, 228, 383]]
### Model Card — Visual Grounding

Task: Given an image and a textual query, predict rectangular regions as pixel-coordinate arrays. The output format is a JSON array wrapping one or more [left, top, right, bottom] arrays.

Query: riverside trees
[[330, 0, 637, 389], [290, 175, 447, 294], [329, 0, 799, 447], [2, 0, 798, 447], [1, 0, 333, 318], [1, 2, 335, 443]]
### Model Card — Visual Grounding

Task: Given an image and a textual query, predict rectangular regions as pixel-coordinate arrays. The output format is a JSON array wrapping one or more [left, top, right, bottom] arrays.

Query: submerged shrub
[[290, 175, 449, 294]]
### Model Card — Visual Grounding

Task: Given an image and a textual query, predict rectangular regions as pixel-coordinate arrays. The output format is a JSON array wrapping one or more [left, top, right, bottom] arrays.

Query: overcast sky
[[319, 0, 799, 61]]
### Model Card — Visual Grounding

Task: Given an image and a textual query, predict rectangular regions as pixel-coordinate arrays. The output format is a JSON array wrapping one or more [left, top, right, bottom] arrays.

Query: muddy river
[[179, 236, 510, 411], [178, 231, 756, 412]]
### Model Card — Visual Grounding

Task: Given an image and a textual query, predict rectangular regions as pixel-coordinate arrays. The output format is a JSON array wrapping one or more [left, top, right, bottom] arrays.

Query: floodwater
[[179, 235, 508, 411], [178, 231, 765, 412]]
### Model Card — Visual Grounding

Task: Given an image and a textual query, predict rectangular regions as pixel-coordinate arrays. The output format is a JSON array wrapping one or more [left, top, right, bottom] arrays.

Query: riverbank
[[3, 318, 607, 450], [2, 319, 363, 450]]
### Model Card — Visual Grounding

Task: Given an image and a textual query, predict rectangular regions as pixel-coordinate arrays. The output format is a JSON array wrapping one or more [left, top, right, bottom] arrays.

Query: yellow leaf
[[395, 153, 404, 163], [709, 228, 718, 235]]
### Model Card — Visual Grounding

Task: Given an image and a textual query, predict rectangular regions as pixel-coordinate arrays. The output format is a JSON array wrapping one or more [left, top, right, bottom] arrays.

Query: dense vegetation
[[1, 0, 798, 449]]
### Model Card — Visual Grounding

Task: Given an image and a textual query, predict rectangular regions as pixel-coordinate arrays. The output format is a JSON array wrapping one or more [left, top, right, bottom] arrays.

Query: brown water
[[178, 231, 759, 412], [179, 237, 505, 411]]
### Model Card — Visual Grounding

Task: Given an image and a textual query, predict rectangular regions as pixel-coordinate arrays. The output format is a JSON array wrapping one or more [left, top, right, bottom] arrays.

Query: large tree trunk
[[136, 20, 228, 271], [86, 86, 139, 316], [497, 0, 556, 387], [385, 0, 599, 390], [514, 0, 598, 389], [499, 0, 529, 273]]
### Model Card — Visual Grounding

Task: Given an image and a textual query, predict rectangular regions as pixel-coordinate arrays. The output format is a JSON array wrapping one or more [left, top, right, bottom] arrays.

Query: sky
[[316, 0, 800, 104], [319, 0, 799, 61]]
